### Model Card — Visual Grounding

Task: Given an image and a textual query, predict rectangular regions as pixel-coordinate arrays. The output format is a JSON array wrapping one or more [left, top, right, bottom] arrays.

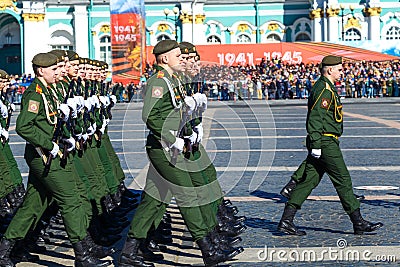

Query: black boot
[[0, 198, 11, 217], [0, 239, 15, 267], [10, 239, 39, 263], [73, 240, 111, 267], [217, 220, 247, 238], [277, 205, 306, 236], [138, 238, 164, 261], [209, 229, 244, 259], [280, 179, 297, 199], [118, 237, 154, 267], [349, 208, 383, 235], [84, 233, 116, 259], [197, 234, 235, 267]]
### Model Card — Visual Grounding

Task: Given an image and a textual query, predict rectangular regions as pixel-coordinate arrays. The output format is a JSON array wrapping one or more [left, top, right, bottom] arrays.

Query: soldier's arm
[[16, 92, 54, 150], [142, 79, 177, 144], [307, 88, 332, 149]]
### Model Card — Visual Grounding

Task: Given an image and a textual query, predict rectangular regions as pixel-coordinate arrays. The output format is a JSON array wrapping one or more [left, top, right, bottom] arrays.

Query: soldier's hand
[[10, 103, 15, 112], [311, 149, 321, 159], [194, 123, 203, 143], [184, 132, 198, 145], [58, 103, 70, 122], [110, 95, 117, 105], [50, 142, 60, 158], [0, 102, 8, 118], [171, 137, 185, 153], [1, 130, 8, 141], [67, 98, 78, 118], [184, 96, 196, 115], [63, 137, 76, 152], [75, 96, 85, 112]]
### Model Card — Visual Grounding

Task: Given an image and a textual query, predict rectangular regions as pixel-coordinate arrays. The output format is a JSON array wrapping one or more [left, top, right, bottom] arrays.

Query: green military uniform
[[4, 53, 88, 244], [287, 56, 360, 215], [127, 40, 209, 241]]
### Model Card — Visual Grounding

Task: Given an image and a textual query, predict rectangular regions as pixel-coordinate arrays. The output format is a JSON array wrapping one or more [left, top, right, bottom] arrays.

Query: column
[[73, 5, 89, 57], [22, 13, 47, 75], [326, 7, 340, 42], [309, 8, 323, 42], [364, 7, 382, 41], [180, 12, 193, 42]]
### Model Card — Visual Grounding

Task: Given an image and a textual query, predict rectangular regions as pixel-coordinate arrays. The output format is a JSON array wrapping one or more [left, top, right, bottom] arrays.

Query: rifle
[[1, 91, 12, 145], [83, 80, 92, 145], [74, 77, 85, 152], [95, 81, 106, 146], [171, 108, 189, 166], [44, 81, 74, 173], [61, 80, 77, 162]]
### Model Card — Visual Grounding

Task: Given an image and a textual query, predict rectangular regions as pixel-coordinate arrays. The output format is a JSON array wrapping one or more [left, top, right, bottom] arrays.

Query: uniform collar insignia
[[35, 84, 42, 94], [157, 71, 165, 78]]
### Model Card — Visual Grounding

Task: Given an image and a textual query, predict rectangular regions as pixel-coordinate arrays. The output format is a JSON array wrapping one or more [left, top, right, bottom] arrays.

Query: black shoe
[[277, 220, 306, 236], [354, 194, 365, 201], [280, 179, 297, 199], [119, 238, 155, 267], [73, 240, 111, 267], [138, 240, 164, 261], [349, 208, 383, 235]]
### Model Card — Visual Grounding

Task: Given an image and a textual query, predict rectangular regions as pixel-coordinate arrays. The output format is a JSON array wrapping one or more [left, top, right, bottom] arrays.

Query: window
[[207, 35, 221, 43], [344, 28, 361, 41], [6, 56, 20, 64], [100, 36, 111, 65], [51, 45, 73, 50], [266, 34, 281, 42], [237, 34, 251, 43], [157, 34, 170, 42], [295, 33, 310, 41], [386, 26, 400, 40]]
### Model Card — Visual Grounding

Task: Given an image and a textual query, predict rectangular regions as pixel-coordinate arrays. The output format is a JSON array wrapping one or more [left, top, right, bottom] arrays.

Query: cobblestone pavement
[[6, 97, 400, 266]]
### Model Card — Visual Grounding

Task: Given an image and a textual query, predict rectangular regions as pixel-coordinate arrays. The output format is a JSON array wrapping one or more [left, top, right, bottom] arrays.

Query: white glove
[[199, 94, 207, 111], [75, 96, 85, 113], [171, 137, 184, 153], [99, 122, 106, 134], [67, 98, 77, 119], [10, 104, 15, 112], [92, 122, 97, 131], [105, 96, 110, 107], [184, 131, 198, 145], [194, 123, 203, 143], [99, 96, 108, 108], [50, 142, 59, 158], [0, 102, 7, 118], [110, 95, 117, 105], [311, 149, 321, 159], [86, 125, 95, 135], [105, 118, 110, 126], [82, 133, 88, 142], [58, 103, 70, 122], [1, 130, 9, 141], [74, 132, 82, 141], [84, 99, 92, 111], [91, 96, 100, 109], [192, 93, 203, 108], [62, 136, 76, 152], [184, 96, 196, 115]]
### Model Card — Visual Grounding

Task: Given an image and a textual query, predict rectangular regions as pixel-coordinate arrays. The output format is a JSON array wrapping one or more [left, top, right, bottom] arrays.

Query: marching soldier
[[0, 52, 110, 267], [277, 55, 383, 236], [118, 40, 238, 267]]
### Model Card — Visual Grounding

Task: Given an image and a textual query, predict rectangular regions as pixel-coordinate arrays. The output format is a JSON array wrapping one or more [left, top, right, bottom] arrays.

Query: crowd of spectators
[[6, 58, 400, 104]]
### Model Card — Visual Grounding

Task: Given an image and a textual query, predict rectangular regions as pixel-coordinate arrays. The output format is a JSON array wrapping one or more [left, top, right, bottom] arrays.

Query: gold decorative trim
[[22, 13, 45, 22], [259, 29, 264, 34], [0, 0, 17, 12], [309, 8, 323, 19], [179, 13, 192, 24], [252, 30, 257, 34], [195, 14, 206, 24], [267, 23, 279, 31], [100, 24, 110, 33], [149, 30, 154, 35], [363, 7, 382, 17], [345, 17, 361, 29], [326, 7, 340, 17], [238, 24, 249, 32], [158, 23, 169, 32]]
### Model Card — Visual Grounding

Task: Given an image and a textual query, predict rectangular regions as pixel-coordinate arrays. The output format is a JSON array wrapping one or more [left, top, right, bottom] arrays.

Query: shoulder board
[[35, 84, 42, 94], [157, 71, 165, 79]]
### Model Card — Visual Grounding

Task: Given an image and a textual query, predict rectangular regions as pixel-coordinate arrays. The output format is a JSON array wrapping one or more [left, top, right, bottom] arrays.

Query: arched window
[[237, 34, 251, 43], [386, 26, 400, 40], [50, 30, 73, 50], [100, 36, 111, 65], [344, 28, 361, 41], [266, 34, 281, 42], [295, 33, 311, 41], [207, 35, 221, 43], [157, 34, 170, 42]]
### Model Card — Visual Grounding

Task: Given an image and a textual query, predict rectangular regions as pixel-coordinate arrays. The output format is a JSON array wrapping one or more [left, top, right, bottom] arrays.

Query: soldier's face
[[68, 60, 79, 77], [168, 48, 184, 72], [331, 65, 343, 81], [40, 65, 57, 84]]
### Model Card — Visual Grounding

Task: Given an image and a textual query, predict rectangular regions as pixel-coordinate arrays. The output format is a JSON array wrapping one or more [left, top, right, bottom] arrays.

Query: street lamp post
[[340, 4, 355, 41], [163, 7, 180, 41]]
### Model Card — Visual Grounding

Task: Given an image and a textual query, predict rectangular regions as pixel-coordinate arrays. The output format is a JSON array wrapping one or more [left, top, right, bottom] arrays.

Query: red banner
[[146, 42, 399, 66], [110, 1, 145, 85]]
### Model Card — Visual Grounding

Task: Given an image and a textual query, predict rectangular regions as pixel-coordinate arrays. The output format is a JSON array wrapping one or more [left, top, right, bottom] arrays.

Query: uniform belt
[[322, 133, 339, 139]]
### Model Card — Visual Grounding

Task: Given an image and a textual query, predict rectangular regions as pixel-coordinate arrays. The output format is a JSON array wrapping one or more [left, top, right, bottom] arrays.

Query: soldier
[[118, 40, 238, 267], [0, 52, 110, 267], [277, 55, 383, 236]]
